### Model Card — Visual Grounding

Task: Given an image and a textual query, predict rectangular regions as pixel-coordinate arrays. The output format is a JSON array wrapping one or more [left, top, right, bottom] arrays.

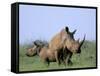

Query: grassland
[[19, 41, 96, 72]]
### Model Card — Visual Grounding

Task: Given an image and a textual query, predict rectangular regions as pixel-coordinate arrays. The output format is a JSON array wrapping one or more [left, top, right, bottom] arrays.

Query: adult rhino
[[49, 26, 85, 65]]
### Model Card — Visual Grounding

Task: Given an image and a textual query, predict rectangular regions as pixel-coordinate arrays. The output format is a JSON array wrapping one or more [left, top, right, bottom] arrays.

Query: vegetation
[[19, 40, 96, 72]]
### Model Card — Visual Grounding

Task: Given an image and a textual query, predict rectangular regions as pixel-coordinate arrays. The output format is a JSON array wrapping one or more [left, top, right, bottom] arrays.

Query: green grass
[[19, 41, 96, 71]]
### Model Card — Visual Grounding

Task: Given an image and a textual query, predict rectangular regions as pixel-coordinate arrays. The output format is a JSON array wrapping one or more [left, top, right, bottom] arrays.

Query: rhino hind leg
[[42, 58, 50, 67], [55, 51, 61, 66], [46, 58, 50, 67]]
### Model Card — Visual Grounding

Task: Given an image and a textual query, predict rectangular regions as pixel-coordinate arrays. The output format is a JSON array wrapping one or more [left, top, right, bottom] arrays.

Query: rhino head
[[26, 45, 37, 57], [65, 34, 85, 54], [26, 40, 48, 57], [63, 26, 85, 54]]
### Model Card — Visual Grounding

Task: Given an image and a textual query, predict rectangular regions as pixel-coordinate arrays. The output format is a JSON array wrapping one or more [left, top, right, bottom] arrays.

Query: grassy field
[[19, 41, 96, 72]]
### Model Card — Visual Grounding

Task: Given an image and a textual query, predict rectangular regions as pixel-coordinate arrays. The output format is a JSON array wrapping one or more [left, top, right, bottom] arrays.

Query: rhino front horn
[[80, 35, 86, 48]]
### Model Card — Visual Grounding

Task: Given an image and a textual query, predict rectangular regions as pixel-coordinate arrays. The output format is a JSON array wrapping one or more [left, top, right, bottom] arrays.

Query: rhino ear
[[72, 29, 77, 35], [34, 42, 37, 45], [34, 42, 39, 47], [65, 26, 69, 32]]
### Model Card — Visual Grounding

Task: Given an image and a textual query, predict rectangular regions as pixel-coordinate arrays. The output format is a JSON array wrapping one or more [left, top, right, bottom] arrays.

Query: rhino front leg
[[62, 49, 67, 66], [67, 52, 73, 65]]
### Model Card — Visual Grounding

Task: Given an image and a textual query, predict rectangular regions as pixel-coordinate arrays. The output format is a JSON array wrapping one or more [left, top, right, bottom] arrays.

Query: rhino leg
[[46, 58, 50, 67], [61, 47, 68, 66], [67, 52, 73, 65], [63, 48, 73, 66], [62, 58, 66, 66], [61, 49, 67, 66], [42, 58, 50, 67], [55, 51, 61, 66]]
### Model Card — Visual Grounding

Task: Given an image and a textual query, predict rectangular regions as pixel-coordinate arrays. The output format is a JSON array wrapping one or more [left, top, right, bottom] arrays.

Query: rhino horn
[[80, 35, 86, 48]]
